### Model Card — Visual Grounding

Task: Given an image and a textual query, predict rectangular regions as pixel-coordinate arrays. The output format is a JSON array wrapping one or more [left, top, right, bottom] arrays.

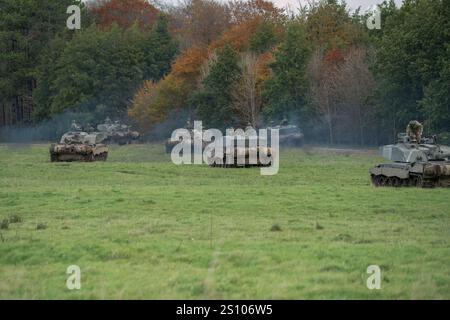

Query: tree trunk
[[358, 107, 364, 146], [328, 118, 334, 145]]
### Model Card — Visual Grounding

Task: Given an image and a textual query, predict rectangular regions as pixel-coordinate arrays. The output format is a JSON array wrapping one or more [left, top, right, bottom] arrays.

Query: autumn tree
[[128, 80, 159, 132], [129, 46, 208, 131], [229, 0, 286, 24], [129, 0, 285, 131], [168, 0, 231, 49], [212, 17, 264, 52], [89, 0, 159, 30], [337, 46, 375, 145], [308, 48, 341, 144], [307, 45, 376, 145], [129, 78, 188, 133], [168, 0, 285, 51], [231, 52, 272, 126]]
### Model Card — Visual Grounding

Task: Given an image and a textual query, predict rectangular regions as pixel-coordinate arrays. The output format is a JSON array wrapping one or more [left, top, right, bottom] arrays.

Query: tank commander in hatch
[[406, 120, 423, 143], [104, 117, 112, 125], [71, 120, 82, 132]]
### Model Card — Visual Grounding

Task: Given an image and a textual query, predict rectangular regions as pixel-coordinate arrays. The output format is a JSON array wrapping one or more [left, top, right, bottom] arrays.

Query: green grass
[[0, 144, 449, 299]]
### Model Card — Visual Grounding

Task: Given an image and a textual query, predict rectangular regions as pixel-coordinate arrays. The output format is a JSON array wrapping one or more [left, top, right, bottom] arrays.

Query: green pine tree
[[192, 44, 240, 129], [263, 20, 311, 122]]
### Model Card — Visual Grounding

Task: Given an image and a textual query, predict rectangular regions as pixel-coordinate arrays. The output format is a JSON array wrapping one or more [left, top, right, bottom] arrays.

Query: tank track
[[371, 174, 437, 188], [50, 152, 108, 162], [208, 157, 271, 168], [94, 152, 108, 161], [209, 162, 271, 168]]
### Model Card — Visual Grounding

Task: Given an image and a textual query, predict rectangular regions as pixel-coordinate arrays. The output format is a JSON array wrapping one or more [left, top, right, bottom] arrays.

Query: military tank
[[207, 132, 272, 168], [49, 131, 109, 162], [370, 121, 450, 188], [97, 118, 140, 145], [269, 120, 304, 147]]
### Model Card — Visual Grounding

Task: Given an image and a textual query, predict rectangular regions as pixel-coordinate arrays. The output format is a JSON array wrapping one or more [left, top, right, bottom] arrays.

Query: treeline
[[0, 0, 449, 145], [0, 0, 176, 128]]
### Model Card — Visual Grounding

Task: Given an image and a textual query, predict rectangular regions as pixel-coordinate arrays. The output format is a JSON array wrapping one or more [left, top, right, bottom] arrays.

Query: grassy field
[[0, 143, 449, 299]]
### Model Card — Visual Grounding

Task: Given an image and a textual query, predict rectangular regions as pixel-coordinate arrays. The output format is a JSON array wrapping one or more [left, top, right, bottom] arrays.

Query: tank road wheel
[[94, 152, 108, 161], [416, 176, 423, 187], [391, 177, 401, 187], [422, 179, 436, 188], [402, 178, 411, 188], [50, 154, 58, 162], [386, 177, 393, 187], [411, 175, 423, 188], [85, 153, 95, 162], [378, 176, 387, 186]]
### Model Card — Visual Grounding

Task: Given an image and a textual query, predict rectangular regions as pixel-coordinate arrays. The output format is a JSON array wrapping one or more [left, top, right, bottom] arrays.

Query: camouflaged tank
[[207, 132, 273, 168], [269, 120, 304, 147], [49, 131, 109, 162], [97, 119, 140, 145], [370, 121, 450, 188]]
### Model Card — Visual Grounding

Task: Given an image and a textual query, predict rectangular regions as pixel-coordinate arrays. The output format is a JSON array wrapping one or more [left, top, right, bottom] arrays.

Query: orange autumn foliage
[[90, 0, 159, 30], [256, 51, 274, 81], [211, 17, 263, 52], [324, 47, 345, 66], [229, 0, 285, 24], [129, 47, 209, 131], [171, 46, 209, 83], [171, 0, 231, 48], [129, 75, 189, 132], [129, 1, 284, 131], [129, 81, 159, 131]]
